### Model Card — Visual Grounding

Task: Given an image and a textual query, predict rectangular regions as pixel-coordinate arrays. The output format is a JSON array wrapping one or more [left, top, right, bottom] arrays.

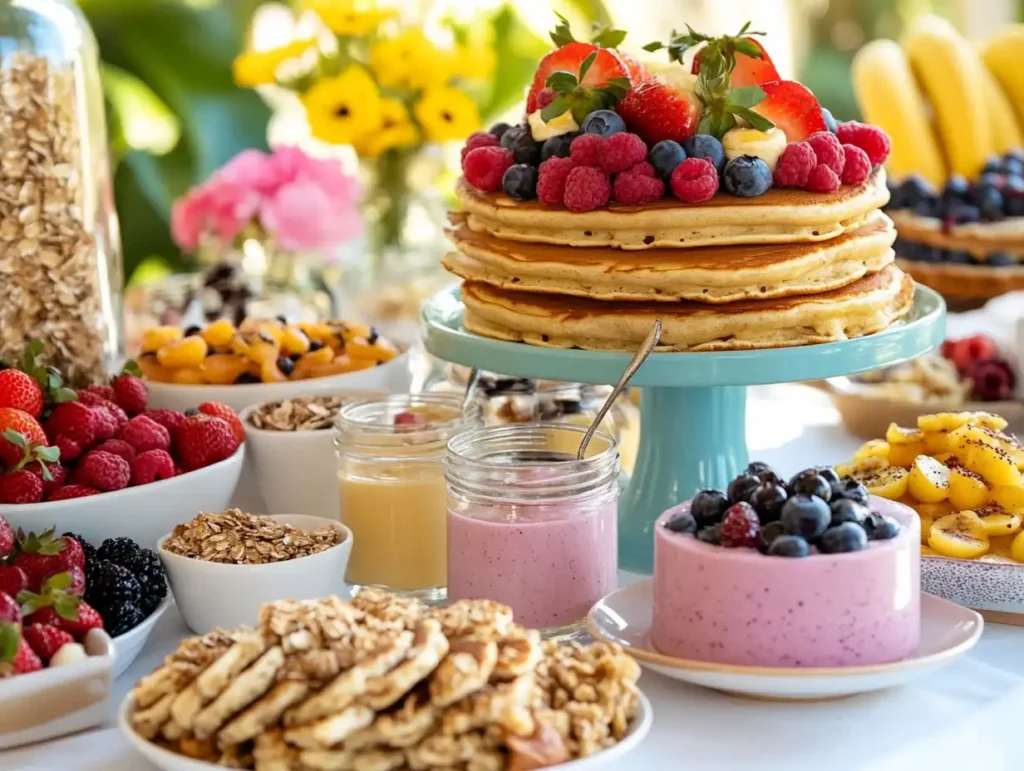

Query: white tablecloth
[[4, 382, 1023, 771]]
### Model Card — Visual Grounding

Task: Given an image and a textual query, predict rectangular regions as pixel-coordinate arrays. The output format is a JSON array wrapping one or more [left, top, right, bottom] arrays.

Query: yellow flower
[[305, 0, 396, 36], [232, 39, 315, 87], [370, 30, 446, 89], [357, 98, 419, 157], [302, 65, 382, 146], [413, 86, 480, 143], [449, 43, 496, 81]]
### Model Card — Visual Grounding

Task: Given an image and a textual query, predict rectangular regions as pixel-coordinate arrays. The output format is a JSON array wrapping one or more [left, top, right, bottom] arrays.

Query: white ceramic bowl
[[0, 446, 244, 549], [145, 350, 411, 414], [158, 514, 352, 634], [112, 593, 173, 679], [0, 629, 113, 749]]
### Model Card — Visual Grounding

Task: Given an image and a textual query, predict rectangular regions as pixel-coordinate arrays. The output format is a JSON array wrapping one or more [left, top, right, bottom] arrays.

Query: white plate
[[118, 689, 653, 770], [112, 593, 172, 679], [587, 579, 983, 701]]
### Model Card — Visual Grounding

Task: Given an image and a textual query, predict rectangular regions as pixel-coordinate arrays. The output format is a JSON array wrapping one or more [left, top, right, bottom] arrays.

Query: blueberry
[[768, 535, 810, 558], [780, 494, 831, 539], [887, 178, 907, 209], [950, 203, 981, 224], [917, 246, 944, 263], [682, 134, 726, 173], [745, 461, 777, 480], [901, 175, 932, 208], [758, 521, 786, 553], [489, 122, 512, 140], [500, 125, 524, 150], [501, 164, 538, 201], [1008, 193, 1024, 218], [649, 140, 686, 180], [580, 110, 626, 137], [690, 489, 730, 527], [815, 466, 841, 486], [541, 133, 576, 162], [726, 474, 761, 505], [788, 470, 832, 502], [183, 325, 201, 337], [988, 251, 1015, 267], [750, 482, 788, 523], [723, 156, 772, 197], [276, 356, 294, 376], [946, 250, 973, 264], [830, 498, 869, 527], [234, 371, 260, 384], [819, 522, 869, 554], [1006, 148, 1024, 165], [942, 175, 969, 202], [831, 477, 869, 506], [864, 514, 901, 540], [821, 107, 838, 134], [664, 511, 697, 535], [912, 199, 937, 218], [983, 155, 1003, 175], [976, 185, 1005, 221], [506, 131, 542, 166], [1004, 158, 1024, 177], [697, 524, 722, 545], [979, 172, 1006, 190]]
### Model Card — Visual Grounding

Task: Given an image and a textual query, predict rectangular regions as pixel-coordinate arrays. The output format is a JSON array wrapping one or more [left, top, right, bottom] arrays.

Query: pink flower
[[260, 177, 362, 252], [216, 149, 278, 194], [170, 178, 259, 250]]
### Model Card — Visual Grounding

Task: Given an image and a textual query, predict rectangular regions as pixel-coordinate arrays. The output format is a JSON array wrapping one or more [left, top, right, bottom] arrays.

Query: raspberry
[[563, 166, 611, 212], [53, 435, 82, 463], [23, 623, 74, 662], [806, 131, 845, 175], [720, 502, 761, 548], [143, 409, 186, 435], [805, 163, 840, 193], [569, 134, 605, 167], [75, 389, 110, 409], [612, 171, 665, 205], [968, 358, 1015, 401], [198, 402, 245, 444], [600, 132, 648, 174], [94, 439, 135, 465], [536, 157, 575, 206], [773, 142, 816, 188], [836, 120, 890, 165], [112, 374, 147, 417], [535, 87, 555, 109], [47, 484, 100, 501], [76, 450, 130, 492], [460, 131, 499, 165], [174, 414, 241, 470], [463, 147, 514, 192], [99, 401, 128, 434], [83, 384, 116, 402], [627, 162, 656, 178], [840, 144, 871, 186], [89, 404, 118, 442], [0, 469, 43, 503], [670, 157, 719, 203], [130, 449, 176, 486], [118, 415, 170, 454], [28, 461, 65, 497], [46, 402, 96, 447]]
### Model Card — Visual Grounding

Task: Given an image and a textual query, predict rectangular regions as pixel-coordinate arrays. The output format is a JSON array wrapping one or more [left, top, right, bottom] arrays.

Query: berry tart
[[446, 19, 911, 352], [652, 462, 920, 667]]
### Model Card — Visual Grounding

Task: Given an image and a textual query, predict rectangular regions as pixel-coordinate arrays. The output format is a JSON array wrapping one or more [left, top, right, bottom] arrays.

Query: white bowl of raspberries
[[0, 348, 245, 548]]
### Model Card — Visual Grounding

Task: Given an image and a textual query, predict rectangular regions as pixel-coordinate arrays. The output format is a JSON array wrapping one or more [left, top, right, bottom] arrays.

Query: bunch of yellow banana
[[853, 15, 1024, 186]]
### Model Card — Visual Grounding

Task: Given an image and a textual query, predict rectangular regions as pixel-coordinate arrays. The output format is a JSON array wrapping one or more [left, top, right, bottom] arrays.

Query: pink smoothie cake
[[651, 462, 921, 668]]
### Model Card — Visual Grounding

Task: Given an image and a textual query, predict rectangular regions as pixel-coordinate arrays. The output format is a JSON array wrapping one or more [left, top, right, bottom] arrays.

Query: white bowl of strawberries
[[0, 349, 245, 548]]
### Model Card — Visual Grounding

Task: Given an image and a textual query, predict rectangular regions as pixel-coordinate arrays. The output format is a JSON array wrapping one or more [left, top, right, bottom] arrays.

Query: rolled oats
[[249, 396, 346, 431], [163, 509, 343, 565], [0, 54, 112, 386]]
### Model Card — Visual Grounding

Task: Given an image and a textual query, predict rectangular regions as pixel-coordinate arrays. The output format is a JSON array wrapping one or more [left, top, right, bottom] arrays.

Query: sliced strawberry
[[750, 80, 827, 143], [526, 43, 631, 114], [615, 50, 650, 86], [614, 79, 700, 146], [691, 38, 780, 87]]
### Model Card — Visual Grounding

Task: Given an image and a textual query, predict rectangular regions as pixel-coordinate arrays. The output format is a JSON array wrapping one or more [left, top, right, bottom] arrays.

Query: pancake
[[896, 259, 1024, 299], [890, 210, 1024, 257], [444, 210, 896, 304], [461, 264, 914, 352], [457, 168, 889, 250]]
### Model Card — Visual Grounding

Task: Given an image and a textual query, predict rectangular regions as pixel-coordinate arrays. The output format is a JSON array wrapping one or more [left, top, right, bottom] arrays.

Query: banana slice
[[908, 455, 949, 503], [857, 466, 910, 500], [1012, 530, 1024, 563], [853, 439, 890, 461], [965, 440, 1023, 487], [977, 509, 1022, 537], [835, 455, 889, 479], [888, 441, 925, 468], [918, 412, 1008, 433], [886, 423, 924, 445], [922, 431, 952, 454], [928, 511, 990, 559], [989, 484, 1024, 513], [948, 466, 989, 511]]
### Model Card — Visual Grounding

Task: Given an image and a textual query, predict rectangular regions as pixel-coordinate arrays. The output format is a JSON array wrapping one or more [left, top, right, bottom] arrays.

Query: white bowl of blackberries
[[668, 462, 904, 557], [64, 533, 171, 677]]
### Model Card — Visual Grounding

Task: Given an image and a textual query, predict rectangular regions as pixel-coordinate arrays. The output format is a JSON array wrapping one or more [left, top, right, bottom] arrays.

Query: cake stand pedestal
[[422, 285, 946, 573]]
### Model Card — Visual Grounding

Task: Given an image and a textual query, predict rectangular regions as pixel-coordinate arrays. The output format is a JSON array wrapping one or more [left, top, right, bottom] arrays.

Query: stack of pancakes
[[443, 169, 916, 352]]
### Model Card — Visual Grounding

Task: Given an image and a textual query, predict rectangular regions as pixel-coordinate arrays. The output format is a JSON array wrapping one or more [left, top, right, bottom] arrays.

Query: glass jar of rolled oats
[[0, 0, 123, 385]]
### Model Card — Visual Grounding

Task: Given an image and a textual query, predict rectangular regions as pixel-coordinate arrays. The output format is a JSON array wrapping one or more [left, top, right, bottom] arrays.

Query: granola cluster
[[163, 510, 343, 565], [129, 590, 641, 770], [0, 54, 111, 385], [248, 397, 348, 432]]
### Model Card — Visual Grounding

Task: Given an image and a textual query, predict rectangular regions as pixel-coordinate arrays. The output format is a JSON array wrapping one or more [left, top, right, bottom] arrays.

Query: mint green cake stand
[[422, 285, 946, 574]]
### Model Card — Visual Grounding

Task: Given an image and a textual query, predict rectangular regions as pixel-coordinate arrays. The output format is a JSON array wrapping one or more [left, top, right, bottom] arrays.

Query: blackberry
[[103, 603, 144, 637], [124, 549, 168, 616], [97, 537, 141, 568], [62, 532, 97, 567], [87, 560, 141, 608]]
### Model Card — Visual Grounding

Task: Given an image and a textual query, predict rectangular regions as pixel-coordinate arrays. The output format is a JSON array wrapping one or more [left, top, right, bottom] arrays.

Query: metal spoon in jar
[[461, 366, 481, 413], [577, 320, 662, 461]]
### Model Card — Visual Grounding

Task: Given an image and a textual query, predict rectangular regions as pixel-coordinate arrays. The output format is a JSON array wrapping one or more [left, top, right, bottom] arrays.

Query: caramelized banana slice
[[886, 423, 924, 445], [948, 466, 989, 511], [977, 508, 1023, 537], [888, 441, 926, 468], [929, 511, 990, 559], [856, 466, 910, 500], [918, 412, 1008, 433], [922, 430, 953, 454], [908, 456, 949, 503], [853, 439, 890, 461], [989, 484, 1024, 513], [835, 455, 889, 479], [1011, 530, 1024, 563]]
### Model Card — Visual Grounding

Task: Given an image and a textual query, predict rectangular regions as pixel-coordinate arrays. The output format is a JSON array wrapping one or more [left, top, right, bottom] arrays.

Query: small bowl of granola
[[239, 393, 383, 519], [157, 509, 352, 634]]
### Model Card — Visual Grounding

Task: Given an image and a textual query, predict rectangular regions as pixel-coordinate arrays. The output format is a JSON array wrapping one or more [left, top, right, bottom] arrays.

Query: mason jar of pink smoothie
[[445, 424, 619, 637]]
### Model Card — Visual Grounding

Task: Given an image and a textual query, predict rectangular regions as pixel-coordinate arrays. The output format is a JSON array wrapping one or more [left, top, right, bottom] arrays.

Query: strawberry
[[174, 414, 241, 470], [0, 628, 42, 677], [750, 80, 827, 142], [0, 591, 21, 626], [0, 566, 27, 597], [27, 460, 66, 497], [0, 369, 43, 418], [615, 79, 700, 146], [29, 599, 103, 640], [526, 42, 632, 114], [13, 529, 75, 591], [0, 408, 46, 468], [198, 402, 245, 444], [0, 469, 43, 504], [23, 623, 73, 662], [0, 515, 13, 558], [691, 37, 779, 87]]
